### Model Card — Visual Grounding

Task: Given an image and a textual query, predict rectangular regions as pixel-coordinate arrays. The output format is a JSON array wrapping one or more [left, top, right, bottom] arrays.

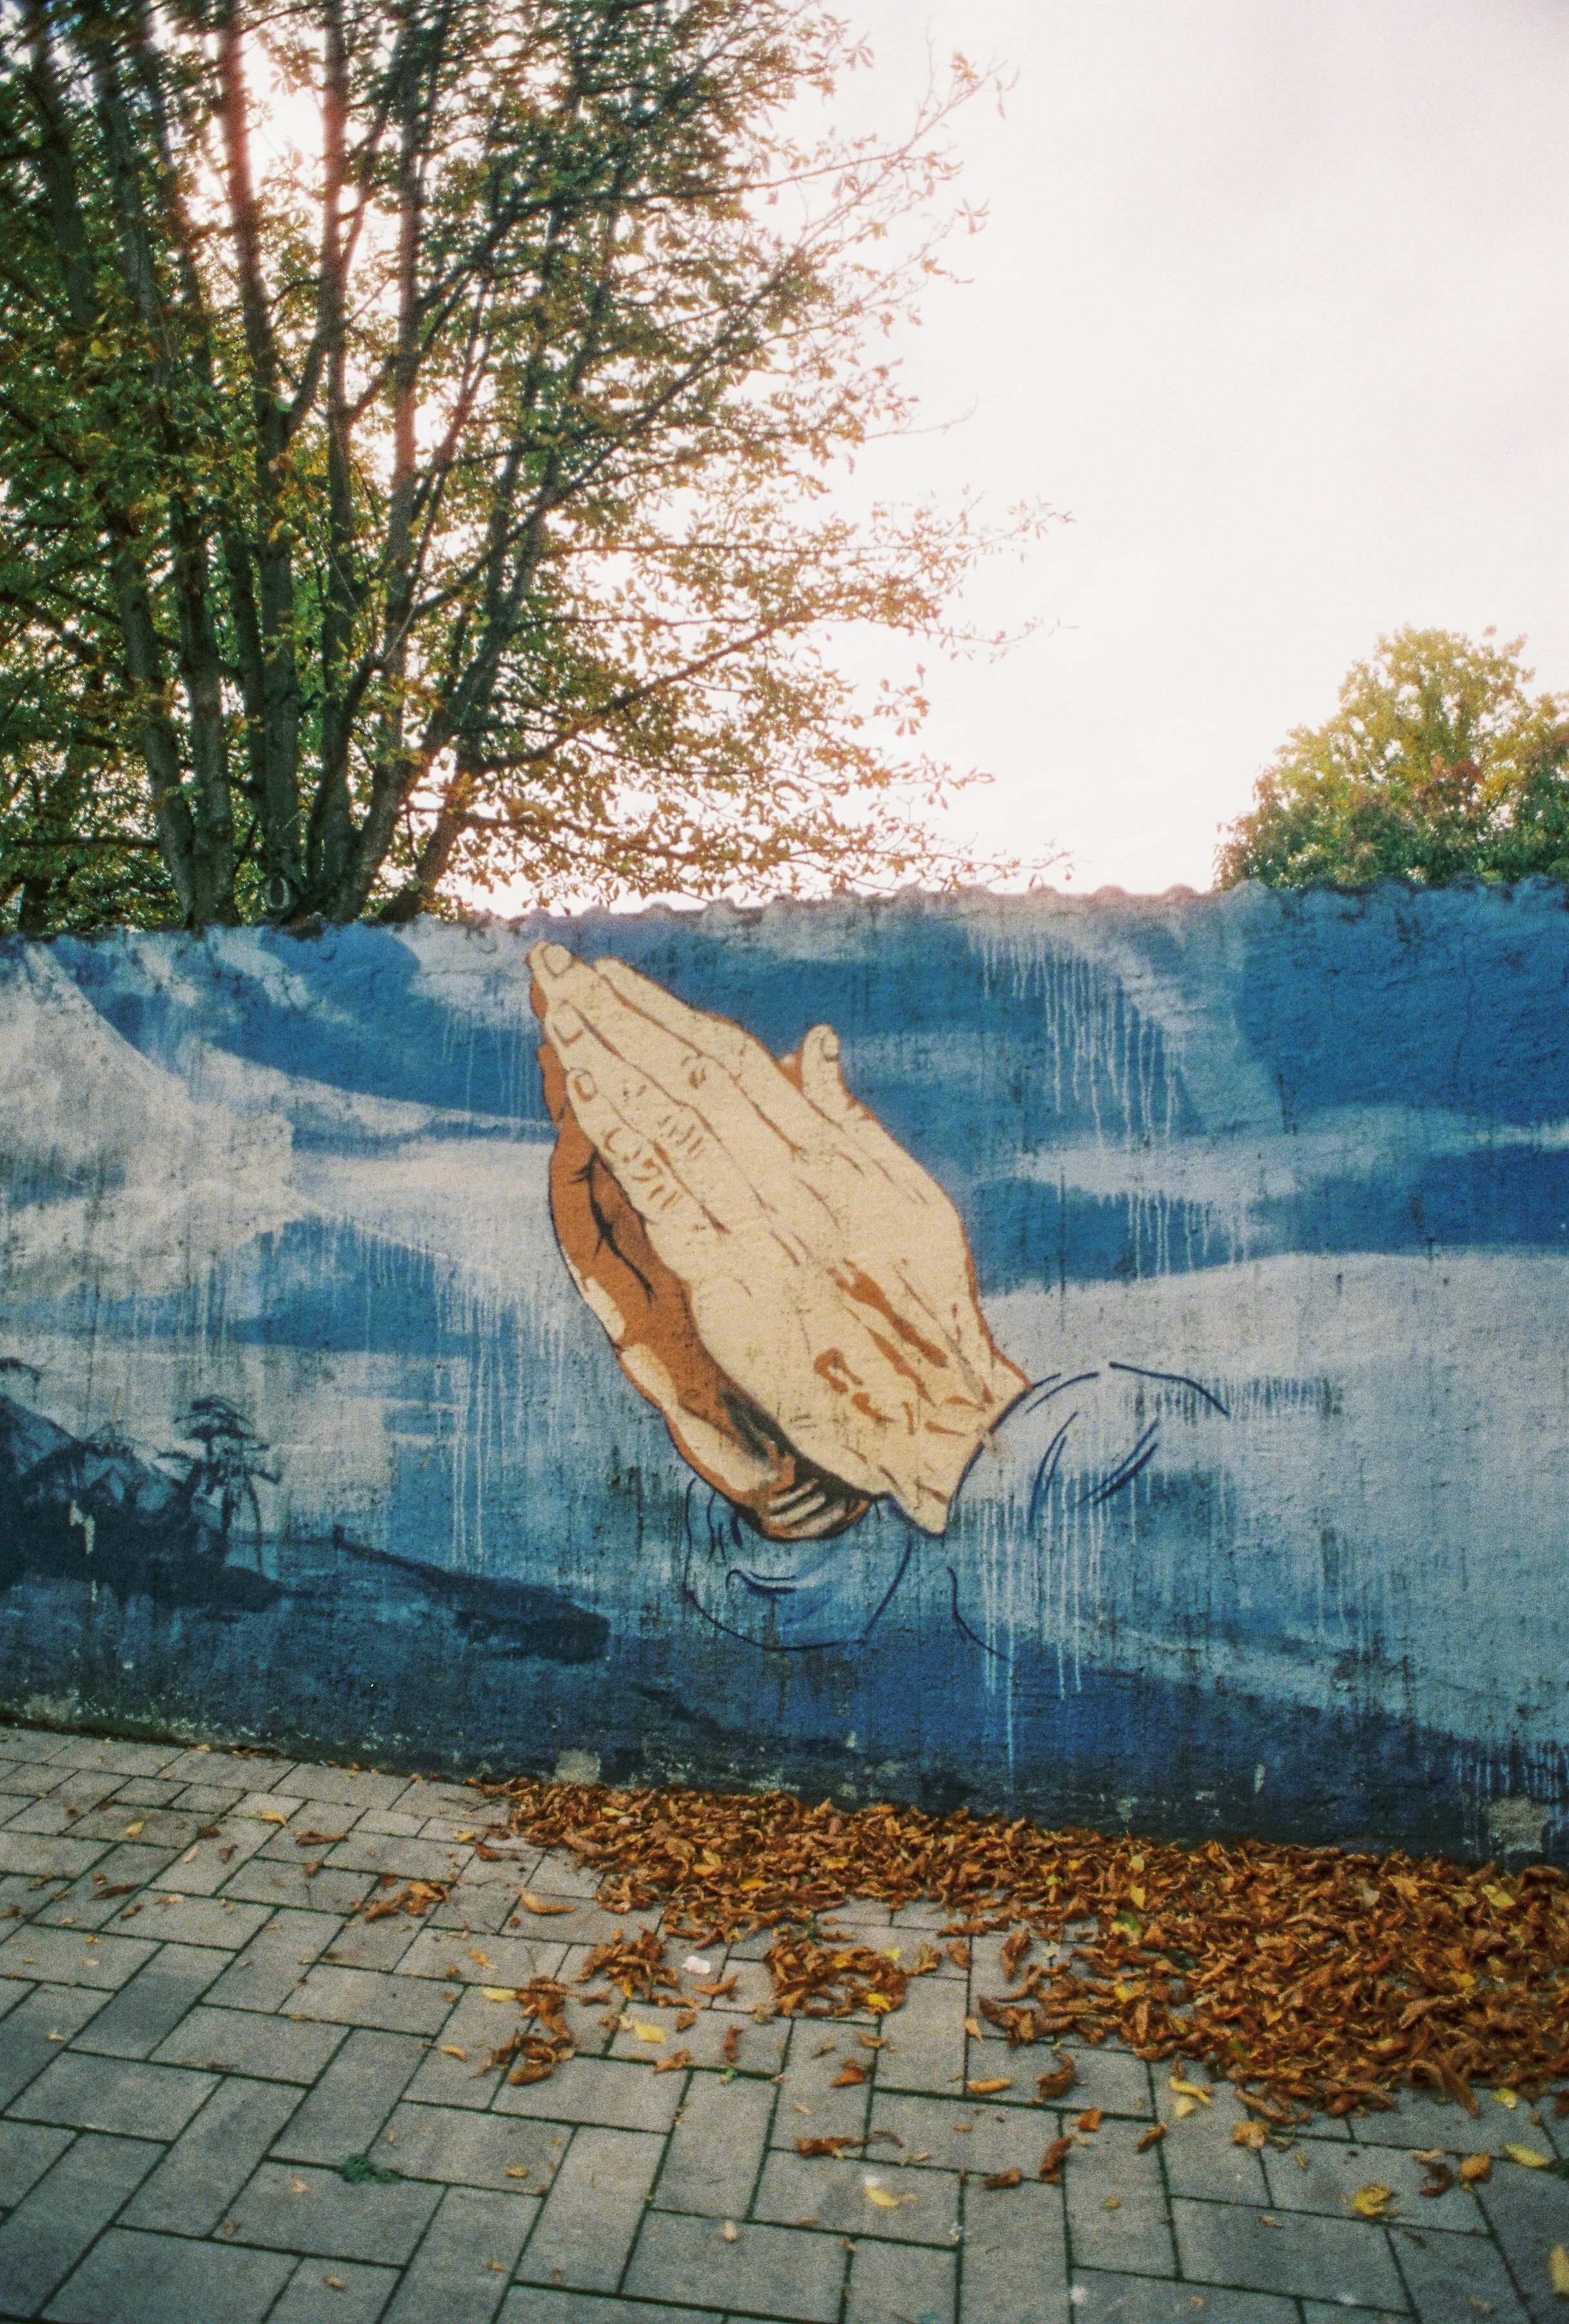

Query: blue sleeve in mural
[[0, 886, 1565, 1862]]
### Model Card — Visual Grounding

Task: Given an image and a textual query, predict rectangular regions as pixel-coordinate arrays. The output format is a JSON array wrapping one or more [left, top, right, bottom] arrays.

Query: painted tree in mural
[[0, 1, 1037, 934], [1217, 626, 1569, 891]]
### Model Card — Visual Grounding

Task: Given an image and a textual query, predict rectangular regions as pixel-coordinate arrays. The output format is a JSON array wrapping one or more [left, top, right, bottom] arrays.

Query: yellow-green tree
[[1, 0, 1043, 936], [1217, 628, 1569, 891]]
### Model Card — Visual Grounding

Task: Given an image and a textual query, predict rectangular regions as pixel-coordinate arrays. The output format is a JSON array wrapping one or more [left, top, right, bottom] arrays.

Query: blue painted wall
[[1, 885, 1566, 1860]]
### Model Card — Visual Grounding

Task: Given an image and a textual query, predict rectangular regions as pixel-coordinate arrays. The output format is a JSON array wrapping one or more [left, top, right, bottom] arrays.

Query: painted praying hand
[[529, 943, 1027, 1540]]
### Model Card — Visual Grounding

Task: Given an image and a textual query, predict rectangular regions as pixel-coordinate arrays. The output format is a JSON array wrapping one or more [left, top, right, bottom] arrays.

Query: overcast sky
[[816, 0, 1569, 895]]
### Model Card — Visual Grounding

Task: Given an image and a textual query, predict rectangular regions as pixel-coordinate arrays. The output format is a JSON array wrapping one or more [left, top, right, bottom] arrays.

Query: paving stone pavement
[[0, 1722, 1561, 2322]]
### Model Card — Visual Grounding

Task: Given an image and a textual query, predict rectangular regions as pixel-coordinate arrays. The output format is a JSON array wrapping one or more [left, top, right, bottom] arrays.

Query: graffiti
[[0, 892, 1565, 1851]]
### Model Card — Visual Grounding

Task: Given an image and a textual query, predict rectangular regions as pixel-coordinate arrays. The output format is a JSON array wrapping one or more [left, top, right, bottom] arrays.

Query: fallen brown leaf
[[831, 2063, 867, 2087], [983, 2167, 1023, 2189], [1036, 2054, 1076, 2102], [653, 2048, 691, 2075], [1038, 2136, 1072, 2183], [517, 1892, 575, 1916], [1458, 2154, 1492, 2185], [1418, 2163, 1454, 2196], [1136, 2125, 1167, 2152], [475, 1765, 1569, 2116]]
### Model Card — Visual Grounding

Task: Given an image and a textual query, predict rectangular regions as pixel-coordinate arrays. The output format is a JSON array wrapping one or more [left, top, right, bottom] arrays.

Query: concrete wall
[[1, 885, 1565, 1860]]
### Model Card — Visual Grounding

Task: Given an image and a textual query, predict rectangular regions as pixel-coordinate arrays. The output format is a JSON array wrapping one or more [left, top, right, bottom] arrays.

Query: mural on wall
[[0, 887, 1566, 1856], [529, 940, 1229, 1664]]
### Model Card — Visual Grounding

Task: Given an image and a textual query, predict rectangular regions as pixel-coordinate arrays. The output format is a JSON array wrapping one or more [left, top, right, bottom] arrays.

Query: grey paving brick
[[108, 1778, 185, 1809], [288, 1963, 454, 2036], [36, 1845, 181, 1928], [498, 2296, 696, 2324], [153, 2003, 347, 2083], [624, 2210, 847, 2321], [0, 2118, 73, 2205], [42, 2224, 295, 2323], [397, 1930, 566, 1986], [321, 1834, 468, 1885], [0, 1834, 106, 1882], [1388, 2220, 1532, 2324], [353, 1811, 427, 1840], [0, 1925, 155, 1990], [1152, 2082, 1269, 2204], [121, 2073, 303, 2235], [846, 2234, 956, 2324], [755, 2146, 960, 2244], [0, 1728, 65, 1760], [384, 2184, 537, 2324], [167, 1782, 246, 1816], [1299, 2308, 1405, 2323], [1069, 2272, 1298, 2322], [227, 2158, 442, 2262], [45, 1739, 183, 1780], [867, 2090, 1060, 2178], [220, 1859, 377, 1916], [874, 1974, 967, 2098], [422, 1884, 517, 1938], [271, 2029, 428, 2165], [0, 2132, 161, 2319], [1350, 2088, 1519, 2158], [1043, 2044, 1154, 2120], [370, 2101, 564, 2192], [653, 2067, 773, 2216], [109, 1891, 269, 1951], [400, 1990, 517, 2111], [309, 1914, 420, 1974], [1263, 2133, 1486, 2236], [397, 1782, 484, 1820], [517, 2125, 665, 2292], [155, 1749, 295, 1791], [0, 1985, 111, 2108], [201, 1909, 341, 2012], [12, 2049, 215, 2139], [474, 1899, 651, 1949], [0, 1766, 74, 1803], [6, 1776, 126, 1832], [1474, 2160, 1569, 2310], [491, 2054, 683, 2135], [69, 1943, 230, 2059], [287, 1767, 413, 1814], [608, 2003, 784, 2076], [68, 1806, 205, 1851], [510, 1851, 601, 1903], [1063, 2117, 1177, 2278], [0, 1972, 31, 2016], [157, 1817, 277, 1898], [1172, 2194, 1408, 2307], [269, 2256, 400, 2324], [957, 2175, 1068, 2324], [698, 1958, 773, 2014], [769, 2020, 871, 2149]]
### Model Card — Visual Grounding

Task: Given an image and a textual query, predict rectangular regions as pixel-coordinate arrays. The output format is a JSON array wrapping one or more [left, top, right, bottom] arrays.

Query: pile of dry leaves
[[482, 1774, 1569, 2114]]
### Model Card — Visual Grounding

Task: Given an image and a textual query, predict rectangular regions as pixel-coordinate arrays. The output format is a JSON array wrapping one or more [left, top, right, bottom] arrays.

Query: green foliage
[[1216, 628, 1569, 891], [1, 0, 1048, 935]]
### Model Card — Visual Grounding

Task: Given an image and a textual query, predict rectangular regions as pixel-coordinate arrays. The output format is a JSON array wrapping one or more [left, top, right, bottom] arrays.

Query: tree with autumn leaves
[[0, 0, 1041, 935], [1218, 627, 1569, 893]]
